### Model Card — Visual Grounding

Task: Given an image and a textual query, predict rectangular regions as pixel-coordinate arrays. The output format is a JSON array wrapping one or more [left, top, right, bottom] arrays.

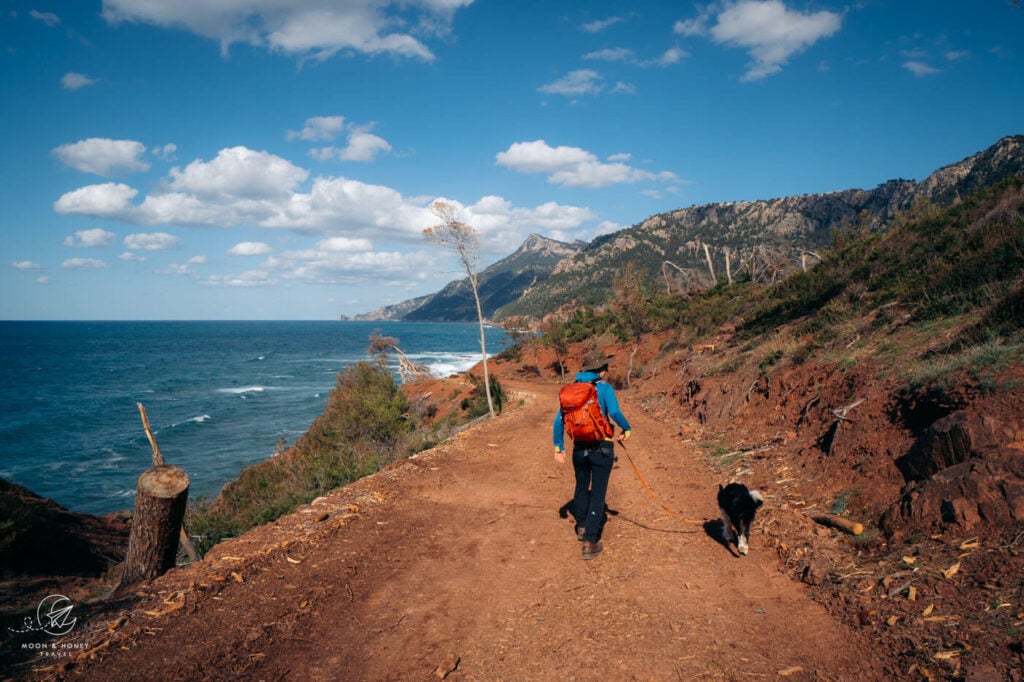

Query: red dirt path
[[48, 377, 893, 681]]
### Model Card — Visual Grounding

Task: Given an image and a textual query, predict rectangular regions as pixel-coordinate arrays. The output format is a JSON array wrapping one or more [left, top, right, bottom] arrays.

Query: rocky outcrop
[[885, 412, 1024, 536]]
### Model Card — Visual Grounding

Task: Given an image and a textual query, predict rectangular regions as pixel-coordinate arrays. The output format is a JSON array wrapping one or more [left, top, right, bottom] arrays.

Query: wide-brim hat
[[581, 349, 614, 372]]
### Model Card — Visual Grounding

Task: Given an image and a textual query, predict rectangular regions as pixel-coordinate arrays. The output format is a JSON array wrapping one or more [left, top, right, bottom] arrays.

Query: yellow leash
[[617, 441, 686, 519]]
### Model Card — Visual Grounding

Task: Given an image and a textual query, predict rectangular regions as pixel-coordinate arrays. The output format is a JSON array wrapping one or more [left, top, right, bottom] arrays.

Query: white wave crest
[[219, 386, 266, 394]]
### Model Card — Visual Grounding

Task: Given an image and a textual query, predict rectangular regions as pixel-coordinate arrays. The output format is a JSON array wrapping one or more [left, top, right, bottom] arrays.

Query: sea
[[0, 320, 510, 516]]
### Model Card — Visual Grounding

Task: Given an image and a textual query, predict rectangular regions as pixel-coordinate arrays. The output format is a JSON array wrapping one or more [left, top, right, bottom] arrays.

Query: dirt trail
[[57, 378, 893, 681]]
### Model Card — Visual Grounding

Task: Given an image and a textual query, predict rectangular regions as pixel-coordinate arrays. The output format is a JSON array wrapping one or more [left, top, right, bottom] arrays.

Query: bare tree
[[423, 201, 495, 417]]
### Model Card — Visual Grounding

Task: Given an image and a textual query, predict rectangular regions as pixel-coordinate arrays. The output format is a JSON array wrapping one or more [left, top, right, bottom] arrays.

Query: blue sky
[[2, 1, 1021, 320]]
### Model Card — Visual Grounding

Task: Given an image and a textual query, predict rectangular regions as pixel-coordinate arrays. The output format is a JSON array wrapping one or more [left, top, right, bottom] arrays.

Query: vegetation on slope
[[537, 179, 1024, 385], [187, 359, 503, 553]]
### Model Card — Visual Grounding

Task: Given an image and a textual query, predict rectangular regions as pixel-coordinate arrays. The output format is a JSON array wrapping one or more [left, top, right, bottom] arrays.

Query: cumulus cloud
[[61, 257, 109, 269], [227, 241, 273, 256], [169, 146, 308, 200], [539, 69, 605, 96], [61, 72, 98, 90], [678, 0, 842, 81], [53, 138, 150, 176], [63, 228, 117, 248], [119, 252, 146, 262], [13, 261, 41, 270], [101, 0, 474, 62], [124, 232, 180, 251], [52, 145, 597, 269], [294, 116, 393, 163], [288, 116, 346, 142], [496, 140, 681, 189], [54, 182, 139, 217], [37, 276, 51, 285]]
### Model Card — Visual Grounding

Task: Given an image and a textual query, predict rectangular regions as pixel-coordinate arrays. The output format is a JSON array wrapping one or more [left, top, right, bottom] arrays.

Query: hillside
[[501, 135, 1024, 319], [353, 234, 582, 322]]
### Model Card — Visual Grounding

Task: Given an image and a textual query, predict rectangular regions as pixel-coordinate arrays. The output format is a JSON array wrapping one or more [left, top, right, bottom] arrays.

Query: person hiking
[[553, 349, 632, 560]]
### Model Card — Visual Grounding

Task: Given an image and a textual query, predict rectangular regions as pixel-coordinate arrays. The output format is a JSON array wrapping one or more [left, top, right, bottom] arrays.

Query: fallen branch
[[812, 514, 864, 536], [832, 398, 864, 422]]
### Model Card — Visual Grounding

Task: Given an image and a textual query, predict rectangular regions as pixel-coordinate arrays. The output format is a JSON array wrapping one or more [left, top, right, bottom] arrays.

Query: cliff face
[[499, 135, 1024, 318]]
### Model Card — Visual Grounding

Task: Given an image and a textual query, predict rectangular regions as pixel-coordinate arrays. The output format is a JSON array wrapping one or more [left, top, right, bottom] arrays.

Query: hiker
[[553, 349, 632, 560]]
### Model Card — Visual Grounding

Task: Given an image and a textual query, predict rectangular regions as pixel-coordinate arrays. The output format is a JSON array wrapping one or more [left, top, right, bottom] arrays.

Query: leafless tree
[[423, 201, 495, 417]]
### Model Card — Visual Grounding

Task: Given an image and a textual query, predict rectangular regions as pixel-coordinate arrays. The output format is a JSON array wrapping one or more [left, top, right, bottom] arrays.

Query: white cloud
[[581, 17, 622, 33], [169, 146, 308, 200], [61, 72, 98, 90], [187, 255, 207, 265], [317, 236, 374, 251], [296, 116, 393, 163], [63, 228, 117, 248], [658, 47, 687, 65], [496, 140, 680, 189], [101, 0, 474, 62], [583, 46, 687, 68], [30, 10, 61, 27], [539, 69, 604, 96], [119, 252, 146, 262], [227, 241, 273, 256], [52, 145, 597, 263], [53, 138, 150, 176], [584, 47, 634, 63], [288, 116, 346, 142], [61, 258, 109, 269], [36, 276, 51, 285], [683, 1, 842, 81], [13, 261, 41, 270], [311, 132, 393, 162], [124, 232, 180, 251], [903, 60, 940, 76], [54, 182, 139, 217], [152, 143, 177, 161]]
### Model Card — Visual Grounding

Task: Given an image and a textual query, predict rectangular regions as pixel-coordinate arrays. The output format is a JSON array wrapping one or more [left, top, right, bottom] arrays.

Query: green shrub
[[186, 361, 412, 554]]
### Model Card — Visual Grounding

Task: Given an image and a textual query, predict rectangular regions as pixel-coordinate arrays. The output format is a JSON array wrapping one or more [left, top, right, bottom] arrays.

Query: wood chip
[[942, 561, 961, 579], [778, 666, 804, 676]]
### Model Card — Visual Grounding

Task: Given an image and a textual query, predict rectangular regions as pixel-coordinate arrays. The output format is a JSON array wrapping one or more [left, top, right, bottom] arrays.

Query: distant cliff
[[353, 234, 583, 322]]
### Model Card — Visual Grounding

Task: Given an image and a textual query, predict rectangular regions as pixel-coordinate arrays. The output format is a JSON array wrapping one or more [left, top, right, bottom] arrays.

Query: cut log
[[812, 513, 864, 536], [120, 465, 190, 585]]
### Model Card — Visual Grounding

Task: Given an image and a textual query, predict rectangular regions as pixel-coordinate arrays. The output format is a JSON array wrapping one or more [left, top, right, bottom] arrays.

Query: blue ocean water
[[0, 320, 509, 515]]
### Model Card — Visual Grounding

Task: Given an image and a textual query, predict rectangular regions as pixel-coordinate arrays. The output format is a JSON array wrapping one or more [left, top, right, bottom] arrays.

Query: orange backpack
[[559, 381, 614, 443]]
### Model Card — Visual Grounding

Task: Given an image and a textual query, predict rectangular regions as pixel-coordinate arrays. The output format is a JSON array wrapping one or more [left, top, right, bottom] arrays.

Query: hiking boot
[[581, 541, 604, 560]]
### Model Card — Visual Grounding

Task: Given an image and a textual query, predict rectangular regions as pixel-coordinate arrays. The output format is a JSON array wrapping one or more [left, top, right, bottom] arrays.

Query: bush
[[186, 361, 411, 553]]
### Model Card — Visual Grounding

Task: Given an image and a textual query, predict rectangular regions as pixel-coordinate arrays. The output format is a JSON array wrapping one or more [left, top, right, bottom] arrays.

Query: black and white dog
[[717, 483, 764, 556]]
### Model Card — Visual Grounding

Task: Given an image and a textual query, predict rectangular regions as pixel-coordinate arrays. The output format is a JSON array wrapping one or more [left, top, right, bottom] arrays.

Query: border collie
[[717, 483, 764, 556]]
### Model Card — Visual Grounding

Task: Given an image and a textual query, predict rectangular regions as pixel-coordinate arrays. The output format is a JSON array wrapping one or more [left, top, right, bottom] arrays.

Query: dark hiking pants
[[571, 440, 615, 543]]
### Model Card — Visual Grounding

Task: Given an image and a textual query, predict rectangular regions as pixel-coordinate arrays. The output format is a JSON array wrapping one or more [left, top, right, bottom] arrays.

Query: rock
[[435, 653, 460, 679]]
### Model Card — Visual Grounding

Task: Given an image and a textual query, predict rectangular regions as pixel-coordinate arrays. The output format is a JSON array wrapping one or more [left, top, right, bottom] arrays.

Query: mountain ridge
[[355, 135, 1023, 322]]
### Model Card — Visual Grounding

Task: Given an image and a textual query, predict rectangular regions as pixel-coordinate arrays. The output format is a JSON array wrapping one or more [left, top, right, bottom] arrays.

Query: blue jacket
[[553, 371, 632, 450]]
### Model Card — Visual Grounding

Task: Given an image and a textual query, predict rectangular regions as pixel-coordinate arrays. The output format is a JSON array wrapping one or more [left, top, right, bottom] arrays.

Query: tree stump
[[120, 465, 190, 585]]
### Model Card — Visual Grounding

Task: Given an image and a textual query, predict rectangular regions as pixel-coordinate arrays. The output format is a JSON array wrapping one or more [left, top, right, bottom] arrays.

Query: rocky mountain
[[353, 234, 583, 322], [498, 135, 1024, 319]]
